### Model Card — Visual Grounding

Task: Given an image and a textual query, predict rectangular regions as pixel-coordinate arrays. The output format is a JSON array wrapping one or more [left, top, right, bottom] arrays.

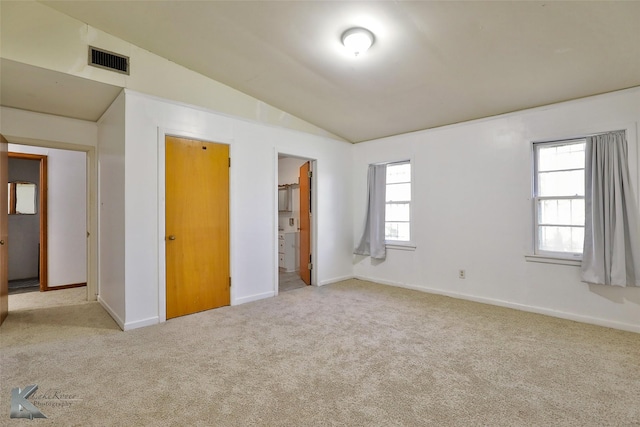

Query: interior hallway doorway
[[3, 141, 92, 318]]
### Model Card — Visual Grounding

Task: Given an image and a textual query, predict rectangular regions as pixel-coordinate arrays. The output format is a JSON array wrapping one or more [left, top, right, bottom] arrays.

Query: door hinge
[[307, 170, 312, 178], [229, 158, 231, 167], [308, 263, 313, 270], [229, 277, 232, 287]]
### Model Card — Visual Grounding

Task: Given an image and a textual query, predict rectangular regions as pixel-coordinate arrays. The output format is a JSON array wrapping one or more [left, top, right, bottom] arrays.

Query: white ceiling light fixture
[[341, 27, 375, 57]]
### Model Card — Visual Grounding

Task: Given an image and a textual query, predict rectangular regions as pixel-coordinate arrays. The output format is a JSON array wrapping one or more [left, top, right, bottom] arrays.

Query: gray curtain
[[354, 164, 387, 260], [582, 130, 640, 287]]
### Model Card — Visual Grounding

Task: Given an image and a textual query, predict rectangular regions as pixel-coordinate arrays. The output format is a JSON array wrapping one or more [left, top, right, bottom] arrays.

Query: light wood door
[[0, 134, 8, 325], [299, 161, 311, 285], [165, 136, 230, 319]]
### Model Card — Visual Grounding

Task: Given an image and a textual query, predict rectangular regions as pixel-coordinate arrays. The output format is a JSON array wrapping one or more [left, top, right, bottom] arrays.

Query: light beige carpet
[[1, 279, 638, 426]]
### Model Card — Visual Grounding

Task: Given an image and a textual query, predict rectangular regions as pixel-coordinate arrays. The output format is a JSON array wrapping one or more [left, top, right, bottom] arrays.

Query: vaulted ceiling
[[9, 1, 640, 142]]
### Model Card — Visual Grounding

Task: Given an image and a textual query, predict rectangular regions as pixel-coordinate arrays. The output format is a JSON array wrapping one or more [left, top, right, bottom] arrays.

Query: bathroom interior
[[277, 155, 308, 292]]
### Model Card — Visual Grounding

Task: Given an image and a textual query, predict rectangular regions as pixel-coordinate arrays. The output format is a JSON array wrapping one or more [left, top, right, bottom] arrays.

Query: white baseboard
[[234, 291, 275, 305], [354, 275, 640, 334], [98, 296, 159, 331], [319, 275, 355, 286], [124, 316, 159, 331], [98, 296, 124, 331]]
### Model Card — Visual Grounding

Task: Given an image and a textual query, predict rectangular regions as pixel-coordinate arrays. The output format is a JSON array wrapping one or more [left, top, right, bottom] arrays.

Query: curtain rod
[[533, 129, 627, 145]]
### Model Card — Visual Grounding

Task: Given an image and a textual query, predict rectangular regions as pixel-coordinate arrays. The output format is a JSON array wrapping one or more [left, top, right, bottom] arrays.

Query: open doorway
[[277, 154, 315, 293], [7, 144, 87, 300], [1, 131, 98, 329], [7, 152, 47, 294]]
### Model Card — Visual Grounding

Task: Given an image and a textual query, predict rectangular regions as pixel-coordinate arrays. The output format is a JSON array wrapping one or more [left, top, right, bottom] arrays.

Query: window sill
[[386, 244, 416, 251], [524, 254, 581, 267]]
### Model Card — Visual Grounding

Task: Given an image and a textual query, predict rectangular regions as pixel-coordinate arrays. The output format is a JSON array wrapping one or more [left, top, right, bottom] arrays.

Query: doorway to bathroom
[[277, 154, 314, 293]]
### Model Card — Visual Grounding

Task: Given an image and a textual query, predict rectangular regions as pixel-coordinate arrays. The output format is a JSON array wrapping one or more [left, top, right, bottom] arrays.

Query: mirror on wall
[[278, 185, 290, 212], [7, 181, 37, 215]]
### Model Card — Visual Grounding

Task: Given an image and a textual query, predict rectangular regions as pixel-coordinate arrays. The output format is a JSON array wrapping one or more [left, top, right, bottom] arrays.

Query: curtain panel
[[354, 164, 387, 260], [581, 130, 640, 287]]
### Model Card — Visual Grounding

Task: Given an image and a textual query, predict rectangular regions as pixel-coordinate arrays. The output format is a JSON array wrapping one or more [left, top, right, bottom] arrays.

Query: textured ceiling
[[23, 1, 640, 142]]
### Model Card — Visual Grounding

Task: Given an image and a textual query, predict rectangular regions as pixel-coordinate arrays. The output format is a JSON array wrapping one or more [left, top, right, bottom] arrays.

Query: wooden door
[[165, 136, 230, 319], [299, 161, 311, 285], [0, 134, 8, 325]]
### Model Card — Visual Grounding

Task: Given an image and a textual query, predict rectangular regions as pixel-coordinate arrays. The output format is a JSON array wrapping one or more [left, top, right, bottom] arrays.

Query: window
[[385, 161, 411, 242], [533, 139, 586, 258]]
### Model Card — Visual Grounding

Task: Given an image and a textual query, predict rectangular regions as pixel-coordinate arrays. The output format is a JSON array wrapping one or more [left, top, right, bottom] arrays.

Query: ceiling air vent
[[88, 46, 129, 75]]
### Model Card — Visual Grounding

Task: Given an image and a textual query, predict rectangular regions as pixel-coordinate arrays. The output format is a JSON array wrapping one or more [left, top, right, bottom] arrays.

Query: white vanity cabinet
[[278, 232, 297, 272]]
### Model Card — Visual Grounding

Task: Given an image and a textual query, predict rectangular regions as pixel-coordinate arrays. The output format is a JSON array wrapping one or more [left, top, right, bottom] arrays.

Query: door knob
[[0, 240, 4, 245], [167, 235, 176, 241]]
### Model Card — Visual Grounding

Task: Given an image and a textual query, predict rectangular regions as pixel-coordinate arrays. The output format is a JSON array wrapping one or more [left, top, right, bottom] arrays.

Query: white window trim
[[531, 138, 586, 261], [384, 159, 415, 248], [524, 254, 581, 266], [386, 243, 416, 251]]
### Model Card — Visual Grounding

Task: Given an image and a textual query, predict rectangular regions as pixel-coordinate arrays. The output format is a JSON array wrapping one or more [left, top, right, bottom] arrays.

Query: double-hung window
[[385, 161, 411, 243], [533, 139, 586, 258]]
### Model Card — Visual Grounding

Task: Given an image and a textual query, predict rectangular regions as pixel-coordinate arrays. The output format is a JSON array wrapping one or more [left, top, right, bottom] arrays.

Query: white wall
[[47, 148, 86, 287], [353, 87, 640, 333], [279, 157, 306, 185], [1, 107, 97, 149], [7, 144, 88, 287], [118, 90, 353, 330], [97, 92, 126, 328]]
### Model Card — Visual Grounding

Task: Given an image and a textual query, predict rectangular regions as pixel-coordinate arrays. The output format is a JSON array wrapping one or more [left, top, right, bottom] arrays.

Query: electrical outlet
[[458, 269, 466, 279]]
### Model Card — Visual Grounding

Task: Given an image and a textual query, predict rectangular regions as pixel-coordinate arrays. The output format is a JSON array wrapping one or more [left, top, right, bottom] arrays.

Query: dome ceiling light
[[341, 27, 375, 57]]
